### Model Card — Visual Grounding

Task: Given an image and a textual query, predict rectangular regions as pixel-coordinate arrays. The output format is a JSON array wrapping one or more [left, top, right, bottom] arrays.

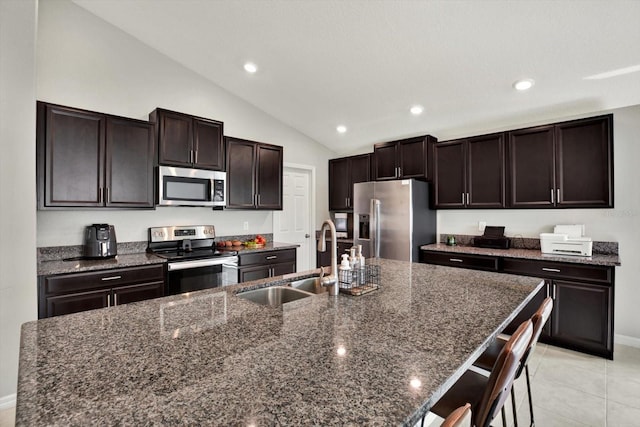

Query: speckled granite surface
[[421, 243, 621, 267], [437, 234, 619, 255], [17, 259, 542, 426], [37, 252, 167, 276], [38, 242, 299, 276]]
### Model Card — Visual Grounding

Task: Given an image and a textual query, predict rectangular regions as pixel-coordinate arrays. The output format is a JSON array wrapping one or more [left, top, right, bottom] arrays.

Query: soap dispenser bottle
[[338, 253, 351, 289]]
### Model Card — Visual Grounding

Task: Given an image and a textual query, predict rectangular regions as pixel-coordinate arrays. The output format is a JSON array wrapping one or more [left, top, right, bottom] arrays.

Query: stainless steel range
[[147, 225, 238, 295]]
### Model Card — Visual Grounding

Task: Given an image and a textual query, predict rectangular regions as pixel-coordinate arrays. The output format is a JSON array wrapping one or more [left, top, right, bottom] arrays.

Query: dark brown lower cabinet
[[316, 241, 352, 268], [39, 264, 165, 318], [237, 248, 296, 283], [550, 279, 612, 356], [421, 250, 615, 359]]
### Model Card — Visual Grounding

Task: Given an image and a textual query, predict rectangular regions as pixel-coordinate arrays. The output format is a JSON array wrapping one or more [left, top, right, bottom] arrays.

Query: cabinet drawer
[[502, 258, 612, 285], [239, 249, 296, 266], [420, 251, 499, 271], [43, 264, 165, 295]]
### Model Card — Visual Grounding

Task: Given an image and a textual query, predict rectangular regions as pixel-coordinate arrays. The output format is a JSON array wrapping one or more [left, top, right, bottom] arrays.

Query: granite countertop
[[37, 242, 300, 276], [17, 259, 542, 426], [420, 243, 621, 267]]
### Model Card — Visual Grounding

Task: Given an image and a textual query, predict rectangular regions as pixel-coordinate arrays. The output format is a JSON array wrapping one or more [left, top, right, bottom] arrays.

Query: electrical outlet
[[479, 221, 486, 232], [243, 221, 249, 231]]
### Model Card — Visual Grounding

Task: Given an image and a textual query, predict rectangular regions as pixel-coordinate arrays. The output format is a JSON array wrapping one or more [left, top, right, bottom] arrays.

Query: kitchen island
[[17, 259, 542, 426]]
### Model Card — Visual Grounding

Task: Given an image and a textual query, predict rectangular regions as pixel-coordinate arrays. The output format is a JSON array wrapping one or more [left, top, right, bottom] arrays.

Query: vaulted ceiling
[[73, 0, 640, 154]]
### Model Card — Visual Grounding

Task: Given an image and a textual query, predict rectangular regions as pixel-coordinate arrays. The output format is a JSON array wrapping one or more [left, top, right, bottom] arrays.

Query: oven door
[[166, 256, 238, 295]]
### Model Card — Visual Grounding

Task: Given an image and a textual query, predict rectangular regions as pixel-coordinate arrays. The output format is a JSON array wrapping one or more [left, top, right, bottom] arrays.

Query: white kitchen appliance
[[540, 224, 593, 257]]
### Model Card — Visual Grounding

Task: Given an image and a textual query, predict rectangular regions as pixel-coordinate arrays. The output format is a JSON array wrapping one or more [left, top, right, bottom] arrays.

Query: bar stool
[[441, 403, 471, 427], [427, 319, 533, 427], [473, 297, 553, 427]]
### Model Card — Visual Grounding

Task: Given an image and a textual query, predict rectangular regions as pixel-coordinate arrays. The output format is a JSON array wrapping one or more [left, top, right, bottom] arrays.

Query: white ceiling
[[72, 0, 640, 154]]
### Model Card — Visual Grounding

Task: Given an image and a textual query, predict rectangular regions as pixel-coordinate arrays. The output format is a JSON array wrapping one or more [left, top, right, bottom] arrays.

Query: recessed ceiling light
[[410, 105, 424, 115], [513, 79, 535, 91], [336, 125, 347, 134], [244, 62, 258, 73]]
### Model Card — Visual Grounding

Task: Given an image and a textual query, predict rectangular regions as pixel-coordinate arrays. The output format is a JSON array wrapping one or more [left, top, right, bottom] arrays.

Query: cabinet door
[[45, 288, 110, 318], [112, 281, 164, 306], [41, 103, 105, 207], [467, 133, 505, 208], [433, 141, 466, 208], [550, 280, 612, 357], [157, 110, 192, 167], [256, 143, 283, 209], [328, 158, 351, 210], [226, 138, 257, 208], [350, 154, 371, 185], [238, 265, 272, 283], [555, 115, 613, 207], [399, 137, 430, 179], [105, 117, 155, 208], [508, 125, 555, 207], [272, 262, 296, 276], [193, 118, 224, 170], [373, 142, 398, 180]]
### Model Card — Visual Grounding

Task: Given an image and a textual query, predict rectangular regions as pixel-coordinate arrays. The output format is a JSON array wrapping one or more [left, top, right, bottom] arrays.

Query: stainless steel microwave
[[158, 166, 226, 207]]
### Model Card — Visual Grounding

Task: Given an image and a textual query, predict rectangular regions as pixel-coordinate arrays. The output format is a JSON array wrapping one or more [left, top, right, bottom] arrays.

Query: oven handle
[[167, 256, 239, 271]]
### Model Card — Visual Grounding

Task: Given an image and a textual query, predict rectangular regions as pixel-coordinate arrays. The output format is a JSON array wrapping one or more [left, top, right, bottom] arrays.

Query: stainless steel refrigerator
[[353, 179, 436, 262]]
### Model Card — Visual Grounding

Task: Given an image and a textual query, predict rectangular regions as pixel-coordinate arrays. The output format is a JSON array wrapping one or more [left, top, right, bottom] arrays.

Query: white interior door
[[273, 165, 315, 272]]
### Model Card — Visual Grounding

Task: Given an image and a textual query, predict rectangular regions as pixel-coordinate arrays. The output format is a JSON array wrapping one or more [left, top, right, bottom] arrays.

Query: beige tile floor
[[424, 343, 640, 427], [0, 344, 638, 427]]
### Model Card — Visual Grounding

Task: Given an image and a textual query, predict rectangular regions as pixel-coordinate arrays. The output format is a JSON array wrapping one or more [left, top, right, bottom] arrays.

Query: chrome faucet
[[317, 219, 339, 296]]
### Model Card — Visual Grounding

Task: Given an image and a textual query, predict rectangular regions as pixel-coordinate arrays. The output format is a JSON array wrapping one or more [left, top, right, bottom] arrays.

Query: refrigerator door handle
[[370, 198, 381, 258]]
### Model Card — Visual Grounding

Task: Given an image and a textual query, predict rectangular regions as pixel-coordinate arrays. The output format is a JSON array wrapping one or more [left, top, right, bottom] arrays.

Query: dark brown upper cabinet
[[37, 102, 154, 209], [508, 115, 613, 208], [328, 153, 371, 211], [150, 108, 224, 171], [373, 135, 437, 181], [226, 136, 283, 210], [434, 133, 506, 209]]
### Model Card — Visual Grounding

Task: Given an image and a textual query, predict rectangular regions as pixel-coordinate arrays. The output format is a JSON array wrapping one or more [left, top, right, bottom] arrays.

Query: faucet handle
[[319, 266, 325, 278]]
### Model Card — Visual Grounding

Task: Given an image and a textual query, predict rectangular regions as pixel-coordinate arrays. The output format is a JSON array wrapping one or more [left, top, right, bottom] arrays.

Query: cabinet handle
[[398, 166, 402, 177], [101, 275, 122, 281], [556, 188, 560, 204], [114, 294, 118, 306], [99, 187, 103, 204], [546, 282, 550, 298], [449, 258, 464, 263], [553, 284, 557, 299], [462, 193, 465, 205], [348, 197, 350, 207], [106, 294, 111, 308], [257, 194, 261, 206], [550, 188, 555, 204], [266, 255, 277, 260], [105, 187, 109, 204], [466, 192, 470, 205], [194, 150, 198, 164], [542, 268, 560, 273], [269, 267, 275, 277]]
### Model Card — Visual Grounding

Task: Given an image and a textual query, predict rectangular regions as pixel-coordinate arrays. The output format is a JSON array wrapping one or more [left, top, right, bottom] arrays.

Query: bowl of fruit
[[244, 234, 266, 248]]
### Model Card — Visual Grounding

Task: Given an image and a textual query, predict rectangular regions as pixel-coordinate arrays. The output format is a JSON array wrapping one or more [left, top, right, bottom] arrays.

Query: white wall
[[437, 105, 640, 344], [0, 0, 38, 404], [36, 0, 335, 247]]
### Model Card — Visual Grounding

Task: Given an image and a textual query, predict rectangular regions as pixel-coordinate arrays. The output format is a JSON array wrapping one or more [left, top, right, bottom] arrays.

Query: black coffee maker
[[83, 224, 117, 258]]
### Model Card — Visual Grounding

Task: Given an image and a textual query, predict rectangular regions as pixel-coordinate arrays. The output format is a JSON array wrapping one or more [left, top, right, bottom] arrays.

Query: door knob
[[305, 234, 310, 238]]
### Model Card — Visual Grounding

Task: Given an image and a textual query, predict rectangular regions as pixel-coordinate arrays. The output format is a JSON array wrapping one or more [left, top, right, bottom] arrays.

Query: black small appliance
[[83, 224, 117, 258], [473, 226, 511, 249]]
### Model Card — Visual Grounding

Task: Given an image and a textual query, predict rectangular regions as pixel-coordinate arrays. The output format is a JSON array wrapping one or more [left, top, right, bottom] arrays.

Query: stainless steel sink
[[289, 277, 327, 295], [236, 286, 314, 307]]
